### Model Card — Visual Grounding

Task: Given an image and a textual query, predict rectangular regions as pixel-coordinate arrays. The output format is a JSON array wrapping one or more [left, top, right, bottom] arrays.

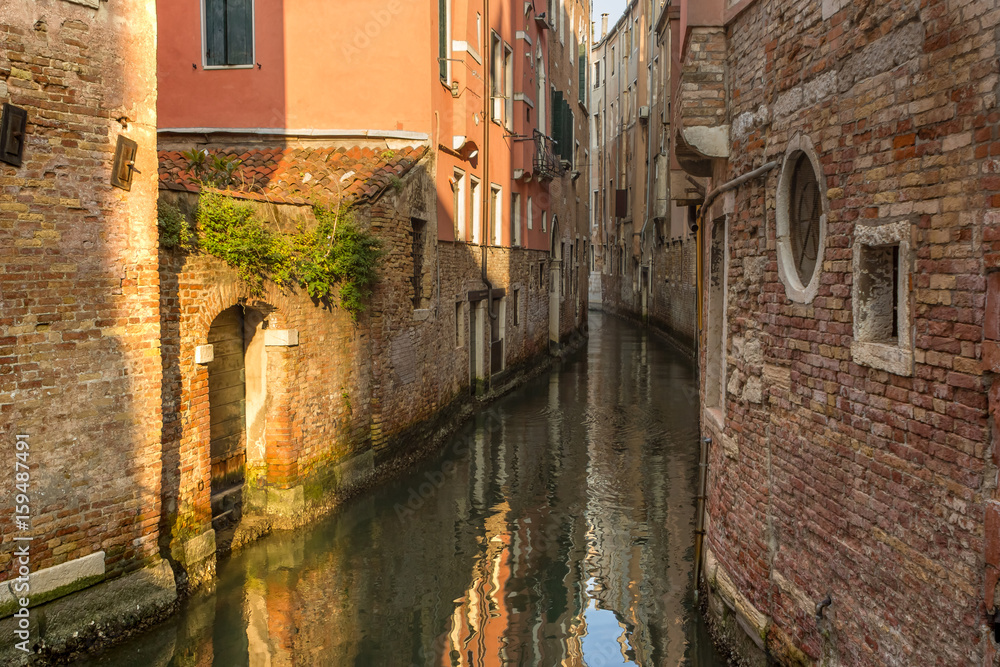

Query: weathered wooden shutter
[[560, 101, 573, 161], [205, 0, 226, 66], [439, 0, 448, 80], [578, 44, 586, 103], [615, 189, 627, 218], [226, 0, 253, 65]]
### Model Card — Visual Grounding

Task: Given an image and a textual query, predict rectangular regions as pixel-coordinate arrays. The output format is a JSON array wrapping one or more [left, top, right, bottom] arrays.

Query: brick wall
[[158, 149, 578, 583], [0, 0, 161, 584], [696, 0, 1000, 664]]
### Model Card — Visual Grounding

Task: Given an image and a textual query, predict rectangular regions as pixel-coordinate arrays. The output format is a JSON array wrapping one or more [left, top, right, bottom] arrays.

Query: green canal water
[[85, 313, 728, 666]]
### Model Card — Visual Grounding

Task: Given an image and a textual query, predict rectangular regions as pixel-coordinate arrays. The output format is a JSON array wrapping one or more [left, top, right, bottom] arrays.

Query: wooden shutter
[[205, 0, 226, 66], [226, 0, 253, 65], [552, 90, 563, 144], [615, 189, 627, 218], [578, 44, 586, 103], [560, 101, 573, 161]]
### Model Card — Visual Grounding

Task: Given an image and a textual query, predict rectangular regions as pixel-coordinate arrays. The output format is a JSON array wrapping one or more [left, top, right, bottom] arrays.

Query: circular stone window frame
[[775, 133, 828, 304]]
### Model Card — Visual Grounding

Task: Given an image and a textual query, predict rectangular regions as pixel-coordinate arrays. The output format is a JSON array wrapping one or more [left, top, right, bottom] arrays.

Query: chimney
[[601, 13, 609, 40]]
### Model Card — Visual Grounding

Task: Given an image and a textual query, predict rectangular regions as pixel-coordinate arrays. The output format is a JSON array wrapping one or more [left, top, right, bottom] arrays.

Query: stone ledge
[[0, 551, 105, 618], [0, 559, 177, 665]]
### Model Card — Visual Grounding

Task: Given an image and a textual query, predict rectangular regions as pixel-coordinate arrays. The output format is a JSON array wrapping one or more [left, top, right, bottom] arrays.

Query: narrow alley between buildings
[[85, 314, 728, 667]]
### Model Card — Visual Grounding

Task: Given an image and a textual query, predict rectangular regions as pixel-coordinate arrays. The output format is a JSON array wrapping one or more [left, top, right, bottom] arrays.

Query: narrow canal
[[88, 313, 728, 666]]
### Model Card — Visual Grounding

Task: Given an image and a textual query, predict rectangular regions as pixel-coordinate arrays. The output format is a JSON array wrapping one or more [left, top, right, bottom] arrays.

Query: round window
[[788, 153, 821, 286], [776, 135, 827, 304]]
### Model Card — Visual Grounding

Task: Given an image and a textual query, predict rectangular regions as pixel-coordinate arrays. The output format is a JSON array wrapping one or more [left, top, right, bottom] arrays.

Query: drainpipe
[[693, 435, 710, 596]]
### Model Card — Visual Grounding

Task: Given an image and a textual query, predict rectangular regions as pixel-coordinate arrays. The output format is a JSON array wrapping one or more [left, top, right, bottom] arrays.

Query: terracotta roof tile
[[157, 144, 428, 206]]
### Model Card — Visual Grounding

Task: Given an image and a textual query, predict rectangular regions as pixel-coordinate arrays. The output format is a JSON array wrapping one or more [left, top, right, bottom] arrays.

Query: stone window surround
[[851, 219, 913, 376], [775, 133, 828, 304]]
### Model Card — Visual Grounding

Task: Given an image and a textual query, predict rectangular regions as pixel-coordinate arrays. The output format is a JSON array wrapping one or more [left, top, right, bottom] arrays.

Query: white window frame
[[512, 192, 522, 246], [527, 196, 533, 230], [504, 43, 514, 131], [201, 0, 256, 70], [491, 32, 503, 122], [491, 184, 503, 246], [453, 168, 466, 241], [470, 176, 482, 244]]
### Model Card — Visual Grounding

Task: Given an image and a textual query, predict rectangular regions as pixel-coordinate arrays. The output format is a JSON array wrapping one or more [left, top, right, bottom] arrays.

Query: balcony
[[532, 132, 561, 180]]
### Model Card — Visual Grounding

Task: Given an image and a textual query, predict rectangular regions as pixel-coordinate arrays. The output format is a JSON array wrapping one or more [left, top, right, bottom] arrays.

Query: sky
[[590, 0, 628, 41]]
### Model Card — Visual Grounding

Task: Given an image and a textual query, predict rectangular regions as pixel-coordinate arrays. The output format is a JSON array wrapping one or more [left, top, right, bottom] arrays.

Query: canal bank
[[81, 313, 728, 666]]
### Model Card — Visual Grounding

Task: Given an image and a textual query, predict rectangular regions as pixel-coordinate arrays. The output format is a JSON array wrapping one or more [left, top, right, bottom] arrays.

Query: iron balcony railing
[[533, 132, 561, 180]]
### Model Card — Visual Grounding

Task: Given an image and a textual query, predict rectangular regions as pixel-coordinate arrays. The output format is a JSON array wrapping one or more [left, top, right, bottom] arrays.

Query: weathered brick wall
[[699, 0, 1000, 664], [602, 238, 697, 351], [0, 0, 161, 583], [679, 27, 726, 130], [158, 151, 574, 583]]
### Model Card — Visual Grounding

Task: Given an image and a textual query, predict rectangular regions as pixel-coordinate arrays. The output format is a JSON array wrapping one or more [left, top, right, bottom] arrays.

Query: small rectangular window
[[539, 261, 546, 289], [851, 221, 912, 375], [504, 44, 514, 131], [527, 196, 533, 230], [542, 210, 547, 233], [205, 0, 254, 67], [491, 33, 503, 121], [455, 301, 464, 347], [513, 289, 520, 326]]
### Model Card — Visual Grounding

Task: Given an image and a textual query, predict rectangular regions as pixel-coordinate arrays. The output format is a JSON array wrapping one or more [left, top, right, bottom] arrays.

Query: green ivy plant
[[157, 199, 195, 250], [161, 191, 383, 318]]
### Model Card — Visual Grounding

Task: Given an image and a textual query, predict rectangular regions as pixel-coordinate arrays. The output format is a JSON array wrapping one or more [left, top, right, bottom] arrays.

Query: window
[[490, 184, 503, 246], [852, 220, 912, 376], [452, 168, 466, 241], [611, 46, 615, 74], [579, 41, 587, 103], [204, 0, 254, 67], [411, 218, 428, 308], [470, 177, 482, 244], [511, 192, 522, 246], [438, 0, 450, 81], [504, 44, 514, 130], [539, 261, 546, 289], [513, 289, 520, 326], [776, 135, 827, 303], [491, 33, 503, 121], [527, 196, 533, 230], [593, 62, 600, 89], [542, 210, 548, 233], [455, 301, 464, 347]]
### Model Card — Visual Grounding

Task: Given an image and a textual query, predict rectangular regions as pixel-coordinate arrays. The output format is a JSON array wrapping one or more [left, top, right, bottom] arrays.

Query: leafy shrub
[[157, 199, 195, 250]]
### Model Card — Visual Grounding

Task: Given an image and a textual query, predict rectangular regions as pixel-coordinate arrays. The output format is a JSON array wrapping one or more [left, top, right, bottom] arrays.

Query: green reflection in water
[[84, 313, 728, 667]]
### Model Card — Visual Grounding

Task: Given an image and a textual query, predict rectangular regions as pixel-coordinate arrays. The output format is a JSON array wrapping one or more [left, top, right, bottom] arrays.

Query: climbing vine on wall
[[158, 191, 384, 319]]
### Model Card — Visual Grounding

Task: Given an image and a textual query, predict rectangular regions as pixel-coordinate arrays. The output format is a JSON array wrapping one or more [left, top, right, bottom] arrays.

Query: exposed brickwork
[[687, 0, 1000, 664], [0, 0, 161, 589], [157, 148, 570, 577]]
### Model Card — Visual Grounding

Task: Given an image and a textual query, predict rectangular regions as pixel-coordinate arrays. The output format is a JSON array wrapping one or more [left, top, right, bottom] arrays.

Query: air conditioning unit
[[638, 106, 650, 121]]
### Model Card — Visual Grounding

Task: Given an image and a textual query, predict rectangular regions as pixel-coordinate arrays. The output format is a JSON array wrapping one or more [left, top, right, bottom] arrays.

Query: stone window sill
[[851, 340, 913, 376]]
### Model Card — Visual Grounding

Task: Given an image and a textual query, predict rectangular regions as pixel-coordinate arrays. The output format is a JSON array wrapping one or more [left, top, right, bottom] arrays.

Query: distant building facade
[[670, 0, 1000, 664], [590, 0, 697, 351]]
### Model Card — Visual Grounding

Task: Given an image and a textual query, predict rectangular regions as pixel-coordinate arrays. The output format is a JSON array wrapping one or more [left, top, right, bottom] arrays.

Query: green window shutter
[[439, 0, 448, 80], [578, 44, 586, 104], [563, 102, 574, 161], [551, 90, 563, 145], [205, 0, 226, 66], [226, 0, 253, 66]]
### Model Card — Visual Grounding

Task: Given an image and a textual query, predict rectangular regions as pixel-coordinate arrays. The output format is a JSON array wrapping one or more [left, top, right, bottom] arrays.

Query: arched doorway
[[549, 216, 562, 347], [206, 305, 263, 532]]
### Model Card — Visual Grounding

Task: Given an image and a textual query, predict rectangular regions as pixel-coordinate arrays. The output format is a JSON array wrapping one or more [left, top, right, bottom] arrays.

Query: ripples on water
[[87, 314, 728, 667]]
